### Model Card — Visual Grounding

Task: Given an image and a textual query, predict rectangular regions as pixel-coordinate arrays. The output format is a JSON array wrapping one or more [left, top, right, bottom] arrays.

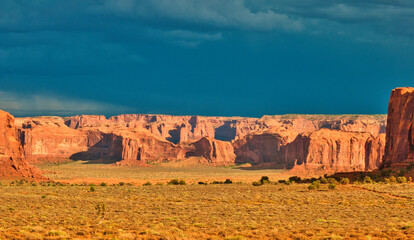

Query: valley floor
[[1, 163, 414, 239], [0, 184, 414, 239]]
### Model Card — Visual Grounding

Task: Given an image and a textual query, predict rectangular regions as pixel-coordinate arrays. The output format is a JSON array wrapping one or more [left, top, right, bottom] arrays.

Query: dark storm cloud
[[0, 0, 413, 116]]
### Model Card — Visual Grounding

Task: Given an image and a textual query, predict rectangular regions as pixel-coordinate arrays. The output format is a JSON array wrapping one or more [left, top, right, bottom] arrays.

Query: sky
[[0, 0, 413, 117]]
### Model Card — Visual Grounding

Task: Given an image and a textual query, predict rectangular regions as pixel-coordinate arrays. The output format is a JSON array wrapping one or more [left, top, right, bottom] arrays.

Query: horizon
[[1, 1, 413, 117]]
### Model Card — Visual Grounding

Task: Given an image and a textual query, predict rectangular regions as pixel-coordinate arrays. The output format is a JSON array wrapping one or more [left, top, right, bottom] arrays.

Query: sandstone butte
[[13, 113, 388, 173], [0, 110, 44, 179], [383, 87, 414, 167]]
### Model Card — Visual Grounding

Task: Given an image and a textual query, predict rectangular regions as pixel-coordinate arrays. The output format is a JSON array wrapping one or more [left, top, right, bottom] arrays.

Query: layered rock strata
[[384, 87, 414, 166], [0, 110, 44, 179]]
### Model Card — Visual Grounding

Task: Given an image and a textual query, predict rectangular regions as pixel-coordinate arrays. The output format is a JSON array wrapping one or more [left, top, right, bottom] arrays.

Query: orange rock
[[284, 129, 385, 172], [0, 110, 44, 179], [187, 137, 236, 165], [232, 128, 297, 166], [384, 87, 414, 166]]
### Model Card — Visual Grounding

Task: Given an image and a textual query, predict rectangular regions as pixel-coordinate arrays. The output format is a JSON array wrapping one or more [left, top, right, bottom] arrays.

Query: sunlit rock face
[[283, 129, 385, 172], [384, 87, 414, 166], [0, 110, 44, 179], [15, 113, 387, 172]]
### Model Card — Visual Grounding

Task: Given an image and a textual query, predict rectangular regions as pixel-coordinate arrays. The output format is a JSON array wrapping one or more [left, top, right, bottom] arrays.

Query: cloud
[[0, 0, 413, 44], [0, 90, 133, 117]]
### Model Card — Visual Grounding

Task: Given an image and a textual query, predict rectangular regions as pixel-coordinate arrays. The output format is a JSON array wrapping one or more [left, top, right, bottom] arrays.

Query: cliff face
[[15, 113, 388, 172], [384, 87, 414, 166], [233, 129, 297, 166], [284, 129, 385, 172], [0, 110, 44, 179], [17, 117, 105, 163], [187, 137, 236, 165]]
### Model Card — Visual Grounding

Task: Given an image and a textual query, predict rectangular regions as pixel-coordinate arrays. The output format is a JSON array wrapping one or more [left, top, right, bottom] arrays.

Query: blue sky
[[0, 0, 413, 117]]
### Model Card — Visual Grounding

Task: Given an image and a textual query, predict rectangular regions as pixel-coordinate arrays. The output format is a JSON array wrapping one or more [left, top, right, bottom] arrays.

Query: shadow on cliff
[[69, 136, 122, 164]]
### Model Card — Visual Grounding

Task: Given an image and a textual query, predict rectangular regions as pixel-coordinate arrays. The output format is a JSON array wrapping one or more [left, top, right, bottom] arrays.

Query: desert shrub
[[41, 195, 46, 198], [389, 176, 397, 183], [168, 179, 186, 185], [260, 176, 270, 184], [119, 182, 125, 186], [320, 177, 328, 184], [224, 179, 233, 184], [340, 178, 350, 185], [363, 176, 373, 184], [328, 178, 338, 184], [409, 177, 413, 182], [311, 180, 320, 189], [328, 183, 337, 190], [31, 182, 37, 187], [143, 181, 152, 186], [252, 181, 261, 186], [156, 182, 164, 186], [198, 181, 207, 185], [384, 178, 390, 184], [212, 181, 223, 184], [397, 176, 407, 184], [89, 186, 96, 192], [278, 180, 286, 184], [289, 176, 301, 183], [308, 184, 316, 190], [100, 182, 107, 186]]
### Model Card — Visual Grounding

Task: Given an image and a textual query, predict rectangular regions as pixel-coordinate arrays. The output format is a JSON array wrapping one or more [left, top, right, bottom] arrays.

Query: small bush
[[198, 181, 207, 185], [397, 176, 407, 184], [168, 179, 186, 185], [389, 176, 397, 183], [328, 178, 338, 184], [89, 186, 96, 192], [384, 178, 390, 184], [311, 180, 321, 189], [41, 195, 46, 198], [340, 178, 350, 185], [363, 176, 373, 184], [260, 176, 270, 184], [224, 179, 233, 184], [328, 183, 337, 190], [100, 182, 107, 186], [320, 178, 328, 184], [409, 177, 413, 182], [119, 182, 125, 186], [252, 181, 262, 186], [143, 181, 152, 186], [308, 184, 316, 190], [212, 181, 223, 184], [278, 180, 286, 184], [289, 176, 301, 183]]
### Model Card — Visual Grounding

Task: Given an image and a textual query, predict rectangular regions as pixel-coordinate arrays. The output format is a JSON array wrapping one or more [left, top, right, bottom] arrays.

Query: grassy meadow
[[0, 161, 413, 239]]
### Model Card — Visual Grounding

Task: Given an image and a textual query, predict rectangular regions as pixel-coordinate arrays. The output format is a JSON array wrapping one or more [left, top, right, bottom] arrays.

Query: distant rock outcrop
[[15, 113, 388, 172], [187, 137, 236, 165], [384, 87, 414, 166], [284, 129, 385, 172], [0, 110, 44, 179]]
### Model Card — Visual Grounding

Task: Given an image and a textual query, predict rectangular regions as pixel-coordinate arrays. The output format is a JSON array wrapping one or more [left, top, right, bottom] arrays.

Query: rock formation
[[284, 129, 385, 172], [0, 110, 44, 179], [233, 129, 297, 166], [14, 113, 388, 172], [384, 87, 414, 166], [187, 137, 236, 165]]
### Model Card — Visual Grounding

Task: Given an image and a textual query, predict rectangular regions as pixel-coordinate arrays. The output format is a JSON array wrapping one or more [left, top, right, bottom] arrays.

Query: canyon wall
[[384, 87, 414, 166], [0, 110, 44, 179], [283, 129, 385, 172], [15, 113, 387, 172]]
